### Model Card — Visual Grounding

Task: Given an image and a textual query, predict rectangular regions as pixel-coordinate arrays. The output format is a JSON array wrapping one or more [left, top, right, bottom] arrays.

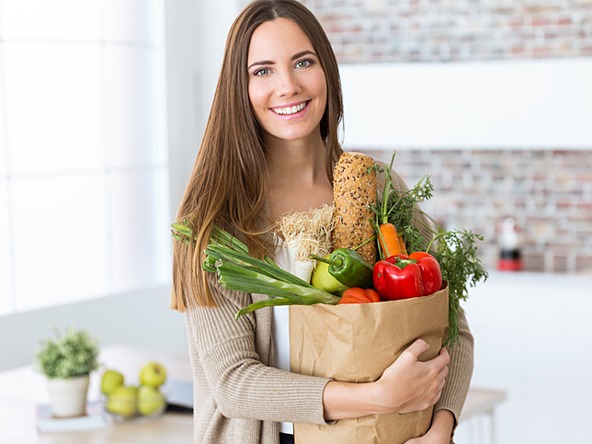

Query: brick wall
[[363, 149, 592, 274], [301, 0, 592, 63]]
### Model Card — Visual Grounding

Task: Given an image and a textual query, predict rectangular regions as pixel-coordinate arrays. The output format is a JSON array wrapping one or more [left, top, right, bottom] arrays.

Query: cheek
[[248, 81, 267, 112], [313, 72, 328, 105], [247, 83, 268, 129]]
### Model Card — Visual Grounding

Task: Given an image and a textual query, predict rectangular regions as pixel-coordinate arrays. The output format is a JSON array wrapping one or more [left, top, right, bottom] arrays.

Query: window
[[0, 0, 170, 314]]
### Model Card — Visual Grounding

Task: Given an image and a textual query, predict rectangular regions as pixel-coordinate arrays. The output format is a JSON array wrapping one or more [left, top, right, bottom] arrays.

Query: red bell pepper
[[338, 287, 381, 304], [407, 252, 442, 295], [372, 252, 442, 301]]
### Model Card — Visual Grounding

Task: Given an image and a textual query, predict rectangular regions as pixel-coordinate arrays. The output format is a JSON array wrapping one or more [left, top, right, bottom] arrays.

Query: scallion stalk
[[171, 223, 341, 317]]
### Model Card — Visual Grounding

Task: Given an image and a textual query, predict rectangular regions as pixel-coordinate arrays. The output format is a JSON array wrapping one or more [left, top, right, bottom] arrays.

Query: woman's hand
[[322, 339, 450, 420], [404, 409, 455, 444], [372, 339, 450, 414]]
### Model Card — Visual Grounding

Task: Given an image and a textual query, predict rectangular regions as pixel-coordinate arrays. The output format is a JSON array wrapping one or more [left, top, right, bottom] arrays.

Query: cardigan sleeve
[[185, 273, 331, 425], [434, 307, 474, 423]]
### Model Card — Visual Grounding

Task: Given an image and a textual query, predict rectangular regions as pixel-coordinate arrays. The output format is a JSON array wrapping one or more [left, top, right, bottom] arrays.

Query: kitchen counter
[[0, 346, 193, 444], [477, 270, 592, 287], [2, 346, 504, 443]]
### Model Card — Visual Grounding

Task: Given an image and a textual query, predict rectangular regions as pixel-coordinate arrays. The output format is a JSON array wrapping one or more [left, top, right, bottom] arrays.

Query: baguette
[[332, 152, 377, 264]]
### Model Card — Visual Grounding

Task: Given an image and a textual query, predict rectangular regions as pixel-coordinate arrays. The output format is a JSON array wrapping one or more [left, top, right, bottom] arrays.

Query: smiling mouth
[[271, 100, 310, 116]]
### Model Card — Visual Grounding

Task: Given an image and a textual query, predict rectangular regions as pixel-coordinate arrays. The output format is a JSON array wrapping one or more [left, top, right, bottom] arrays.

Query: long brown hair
[[171, 0, 344, 311]]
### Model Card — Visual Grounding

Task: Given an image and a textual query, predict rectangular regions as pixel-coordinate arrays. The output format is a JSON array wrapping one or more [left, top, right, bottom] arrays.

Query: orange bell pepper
[[337, 287, 381, 304]]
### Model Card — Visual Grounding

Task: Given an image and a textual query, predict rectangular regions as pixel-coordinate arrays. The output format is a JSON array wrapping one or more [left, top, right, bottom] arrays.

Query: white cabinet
[[340, 59, 592, 150]]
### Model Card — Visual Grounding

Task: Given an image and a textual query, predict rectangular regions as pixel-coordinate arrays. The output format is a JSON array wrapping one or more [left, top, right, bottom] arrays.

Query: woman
[[171, 1, 473, 443]]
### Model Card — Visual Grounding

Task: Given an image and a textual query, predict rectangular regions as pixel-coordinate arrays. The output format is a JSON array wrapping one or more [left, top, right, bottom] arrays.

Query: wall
[[0, 285, 186, 373], [301, 0, 592, 274]]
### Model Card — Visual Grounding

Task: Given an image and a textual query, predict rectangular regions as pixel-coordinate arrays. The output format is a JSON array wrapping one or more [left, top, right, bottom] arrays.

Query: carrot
[[378, 222, 402, 258], [375, 152, 408, 259], [398, 232, 408, 255]]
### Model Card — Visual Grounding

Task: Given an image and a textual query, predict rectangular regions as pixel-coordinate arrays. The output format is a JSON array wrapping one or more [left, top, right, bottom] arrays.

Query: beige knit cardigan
[[184, 168, 474, 444]]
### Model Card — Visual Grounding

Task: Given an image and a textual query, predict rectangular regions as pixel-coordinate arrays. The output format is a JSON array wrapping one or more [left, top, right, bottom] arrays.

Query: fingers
[[423, 347, 449, 408], [437, 361, 449, 381], [404, 339, 430, 360], [432, 348, 450, 385], [404, 341, 450, 365], [432, 386, 444, 405], [428, 351, 449, 407], [429, 346, 450, 370]]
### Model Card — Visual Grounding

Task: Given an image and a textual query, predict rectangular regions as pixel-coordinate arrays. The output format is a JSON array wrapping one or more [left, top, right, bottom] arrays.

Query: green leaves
[[383, 174, 434, 253], [37, 328, 100, 379], [430, 228, 488, 344]]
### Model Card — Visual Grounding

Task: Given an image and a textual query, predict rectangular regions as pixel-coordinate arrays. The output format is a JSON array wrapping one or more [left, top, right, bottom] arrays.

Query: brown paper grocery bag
[[289, 286, 449, 444]]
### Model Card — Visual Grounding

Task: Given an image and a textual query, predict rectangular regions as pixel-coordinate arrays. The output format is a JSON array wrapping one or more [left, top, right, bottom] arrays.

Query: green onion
[[171, 223, 341, 318]]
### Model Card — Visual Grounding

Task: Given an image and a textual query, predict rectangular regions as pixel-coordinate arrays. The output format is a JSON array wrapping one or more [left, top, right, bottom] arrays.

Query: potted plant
[[36, 328, 100, 417]]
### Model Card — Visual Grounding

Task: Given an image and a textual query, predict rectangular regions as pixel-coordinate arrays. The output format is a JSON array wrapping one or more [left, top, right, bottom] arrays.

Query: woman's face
[[247, 18, 327, 145]]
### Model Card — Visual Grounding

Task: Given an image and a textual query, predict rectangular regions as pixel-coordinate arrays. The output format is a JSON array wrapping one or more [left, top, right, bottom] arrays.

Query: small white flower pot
[[46, 375, 90, 417]]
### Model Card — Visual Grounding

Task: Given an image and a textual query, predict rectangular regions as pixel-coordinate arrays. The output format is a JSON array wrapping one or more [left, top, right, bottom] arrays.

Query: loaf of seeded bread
[[331, 152, 377, 264]]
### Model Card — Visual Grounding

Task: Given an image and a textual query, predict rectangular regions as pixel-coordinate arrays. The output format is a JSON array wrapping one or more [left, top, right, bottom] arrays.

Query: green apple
[[137, 385, 166, 416], [105, 385, 137, 418], [101, 369, 125, 395], [128, 385, 139, 398], [139, 361, 167, 388], [311, 255, 348, 295]]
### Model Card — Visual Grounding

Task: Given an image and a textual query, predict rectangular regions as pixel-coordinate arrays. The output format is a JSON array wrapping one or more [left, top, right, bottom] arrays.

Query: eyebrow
[[247, 50, 317, 71]]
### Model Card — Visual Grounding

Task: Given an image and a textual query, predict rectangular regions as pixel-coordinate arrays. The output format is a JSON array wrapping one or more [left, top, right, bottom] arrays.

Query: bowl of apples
[[101, 361, 168, 422]]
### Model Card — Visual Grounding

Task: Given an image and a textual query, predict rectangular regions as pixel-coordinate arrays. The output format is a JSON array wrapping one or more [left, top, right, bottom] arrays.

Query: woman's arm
[[433, 308, 474, 423], [185, 273, 331, 425]]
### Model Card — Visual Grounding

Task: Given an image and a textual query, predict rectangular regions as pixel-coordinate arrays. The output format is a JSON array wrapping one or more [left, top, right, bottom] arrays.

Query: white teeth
[[274, 101, 307, 115]]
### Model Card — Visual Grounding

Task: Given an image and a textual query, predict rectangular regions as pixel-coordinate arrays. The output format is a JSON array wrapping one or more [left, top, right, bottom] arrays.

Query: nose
[[276, 69, 301, 97]]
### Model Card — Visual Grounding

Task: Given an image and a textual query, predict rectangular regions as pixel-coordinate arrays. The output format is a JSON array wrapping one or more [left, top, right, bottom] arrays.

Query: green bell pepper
[[311, 248, 374, 289], [311, 254, 349, 295]]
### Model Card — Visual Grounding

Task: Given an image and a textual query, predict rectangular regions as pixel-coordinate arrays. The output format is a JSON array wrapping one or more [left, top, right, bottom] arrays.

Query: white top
[[272, 239, 298, 435], [272, 305, 292, 434]]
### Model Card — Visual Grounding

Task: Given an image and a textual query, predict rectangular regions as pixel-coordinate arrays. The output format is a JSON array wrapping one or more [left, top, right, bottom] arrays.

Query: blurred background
[[0, 0, 590, 443]]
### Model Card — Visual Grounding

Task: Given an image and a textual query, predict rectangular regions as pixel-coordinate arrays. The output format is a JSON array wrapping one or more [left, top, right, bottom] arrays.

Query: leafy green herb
[[425, 227, 488, 344]]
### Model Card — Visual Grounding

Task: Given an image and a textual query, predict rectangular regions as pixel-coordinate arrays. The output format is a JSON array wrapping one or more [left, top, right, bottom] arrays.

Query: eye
[[295, 59, 313, 69], [253, 68, 271, 77]]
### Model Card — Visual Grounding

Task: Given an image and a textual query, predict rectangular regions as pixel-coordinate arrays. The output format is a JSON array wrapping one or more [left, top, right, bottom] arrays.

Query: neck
[[265, 134, 328, 187]]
